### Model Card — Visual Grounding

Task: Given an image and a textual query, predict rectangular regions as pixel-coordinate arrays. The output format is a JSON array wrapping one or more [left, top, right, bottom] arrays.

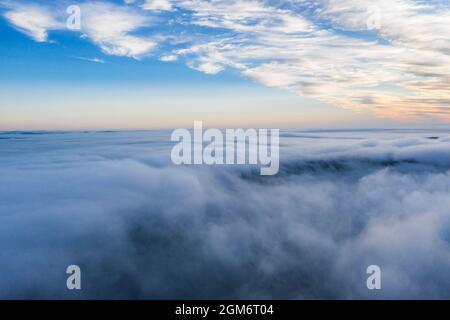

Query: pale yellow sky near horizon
[[1, 83, 445, 131]]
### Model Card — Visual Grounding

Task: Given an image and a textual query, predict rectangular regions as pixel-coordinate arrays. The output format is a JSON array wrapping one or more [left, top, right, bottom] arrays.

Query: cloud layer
[[0, 129, 450, 299], [1, 0, 450, 119]]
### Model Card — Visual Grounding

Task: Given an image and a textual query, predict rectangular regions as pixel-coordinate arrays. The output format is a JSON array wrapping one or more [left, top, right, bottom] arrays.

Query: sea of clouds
[[0, 129, 450, 299]]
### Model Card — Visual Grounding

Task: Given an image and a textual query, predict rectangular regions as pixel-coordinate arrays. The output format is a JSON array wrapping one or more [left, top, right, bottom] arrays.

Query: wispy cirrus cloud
[[73, 56, 106, 64], [168, 0, 450, 120]]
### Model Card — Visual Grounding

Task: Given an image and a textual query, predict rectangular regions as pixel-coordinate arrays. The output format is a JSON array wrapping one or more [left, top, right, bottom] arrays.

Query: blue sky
[[0, 0, 449, 130]]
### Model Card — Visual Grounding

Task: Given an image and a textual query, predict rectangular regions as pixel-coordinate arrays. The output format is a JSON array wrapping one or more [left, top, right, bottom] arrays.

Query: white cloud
[[195, 61, 224, 74], [3, 3, 62, 42], [2, 1, 157, 59], [141, 0, 172, 11], [316, 0, 450, 53], [80, 2, 157, 58], [159, 54, 178, 61], [177, 0, 312, 33]]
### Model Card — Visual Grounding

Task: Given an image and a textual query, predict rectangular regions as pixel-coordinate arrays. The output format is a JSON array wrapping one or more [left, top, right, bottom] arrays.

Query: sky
[[0, 0, 449, 130]]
